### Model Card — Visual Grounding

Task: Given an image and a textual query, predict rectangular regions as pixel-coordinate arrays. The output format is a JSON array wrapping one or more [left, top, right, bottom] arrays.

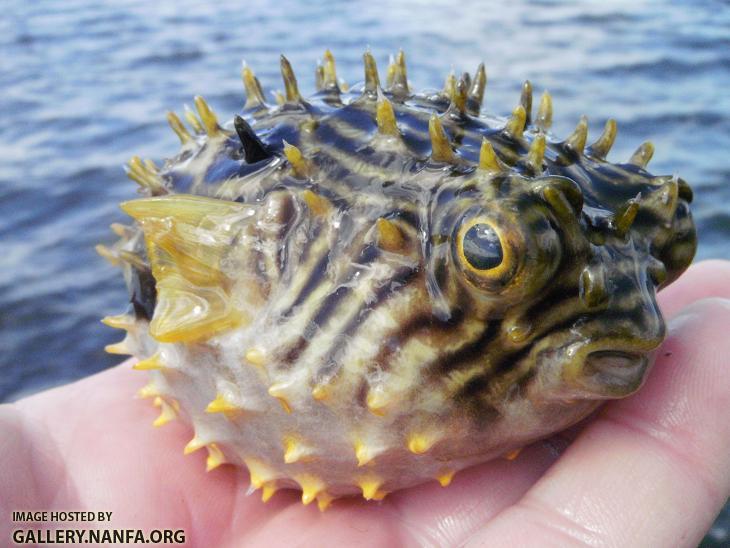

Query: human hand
[[2, 260, 729, 547]]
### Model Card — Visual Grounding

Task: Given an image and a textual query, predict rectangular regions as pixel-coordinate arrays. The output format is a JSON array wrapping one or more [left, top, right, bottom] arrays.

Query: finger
[[465, 298, 730, 547], [385, 440, 569, 546], [658, 260, 730, 318]]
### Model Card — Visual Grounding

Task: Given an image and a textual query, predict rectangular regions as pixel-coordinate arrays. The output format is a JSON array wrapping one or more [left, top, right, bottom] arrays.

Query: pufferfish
[[98, 50, 697, 510]]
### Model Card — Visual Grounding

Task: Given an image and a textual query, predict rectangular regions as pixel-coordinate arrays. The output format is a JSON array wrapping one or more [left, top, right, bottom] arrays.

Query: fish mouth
[[582, 349, 649, 397]]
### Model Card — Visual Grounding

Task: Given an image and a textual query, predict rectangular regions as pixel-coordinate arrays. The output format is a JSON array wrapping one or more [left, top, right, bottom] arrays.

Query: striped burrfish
[[99, 50, 697, 510]]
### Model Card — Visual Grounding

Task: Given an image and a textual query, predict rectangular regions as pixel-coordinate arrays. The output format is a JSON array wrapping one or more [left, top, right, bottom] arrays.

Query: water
[[1, 0, 728, 542]]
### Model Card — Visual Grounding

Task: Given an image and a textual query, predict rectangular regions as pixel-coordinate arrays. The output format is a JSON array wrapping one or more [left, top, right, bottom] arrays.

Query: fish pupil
[[463, 223, 503, 270]]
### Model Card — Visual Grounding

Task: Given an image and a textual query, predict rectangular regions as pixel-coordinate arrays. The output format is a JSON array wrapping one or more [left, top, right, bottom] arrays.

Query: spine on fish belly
[[98, 49, 696, 509]]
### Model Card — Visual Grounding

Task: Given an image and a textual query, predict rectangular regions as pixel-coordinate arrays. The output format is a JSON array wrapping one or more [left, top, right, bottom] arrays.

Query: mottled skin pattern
[[99, 51, 697, 509]]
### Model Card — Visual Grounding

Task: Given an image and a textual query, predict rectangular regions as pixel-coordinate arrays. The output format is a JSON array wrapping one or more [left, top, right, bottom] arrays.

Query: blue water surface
[[1, 0, 729, 543]]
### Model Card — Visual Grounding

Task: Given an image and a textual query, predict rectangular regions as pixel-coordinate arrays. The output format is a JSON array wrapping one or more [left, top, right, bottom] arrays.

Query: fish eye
[[461, 223, 503, 271], [455, 216, 518, 289]]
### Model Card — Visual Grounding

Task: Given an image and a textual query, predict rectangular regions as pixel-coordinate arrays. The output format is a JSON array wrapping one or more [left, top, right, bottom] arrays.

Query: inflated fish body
[[100, 51, 696, 510]]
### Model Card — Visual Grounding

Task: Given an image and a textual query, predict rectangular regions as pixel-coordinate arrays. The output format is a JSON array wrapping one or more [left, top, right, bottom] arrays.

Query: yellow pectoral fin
[[120, 196, 257, 344], [149, 277, 245, 343], [121, 194, 250, 226], [148, 228, 226, 288], [121, 194, 256, 287]]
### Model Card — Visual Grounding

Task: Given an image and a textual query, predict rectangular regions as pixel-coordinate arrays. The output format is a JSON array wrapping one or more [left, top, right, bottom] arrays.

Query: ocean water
[[1, 0, 728, 542]]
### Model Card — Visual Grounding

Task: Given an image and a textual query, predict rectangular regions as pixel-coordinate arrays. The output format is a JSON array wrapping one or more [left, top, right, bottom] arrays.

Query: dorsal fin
[[535, 91, 552, 131], [279, 55, 302, 103], [466, 63, 487, 115], [520, 80, 533, 126], [503, 105, 527, 140], [126, 156, 166, 195], [579, 266, 608, 309], [628, 141, 654, 168], [613, 196, 640, 238], [446, 75, 468, 117], [241, 63, 266, 110], [526, 134, 546, 174], [363, 51, 380, 94], [461, 71, 472, 93], [375, 89, 399, 136], [166, 111, 192, 144], [385, 54, 396, 89], [429, 115, 455, 163], [563, 116, 588, 155], [389, 49, 409, 96], [183, 104, 204, 133], [283, 141, 311, 178], [588, 119, 617, 159], [322, 49, 340, 92], [233, 116, 271, 163], [193, 96, 220, 137], [478, 138, 504, 174]]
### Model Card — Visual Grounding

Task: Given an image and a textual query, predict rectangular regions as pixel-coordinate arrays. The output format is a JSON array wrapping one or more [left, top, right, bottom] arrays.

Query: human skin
[[1, 260, 729, 547]]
